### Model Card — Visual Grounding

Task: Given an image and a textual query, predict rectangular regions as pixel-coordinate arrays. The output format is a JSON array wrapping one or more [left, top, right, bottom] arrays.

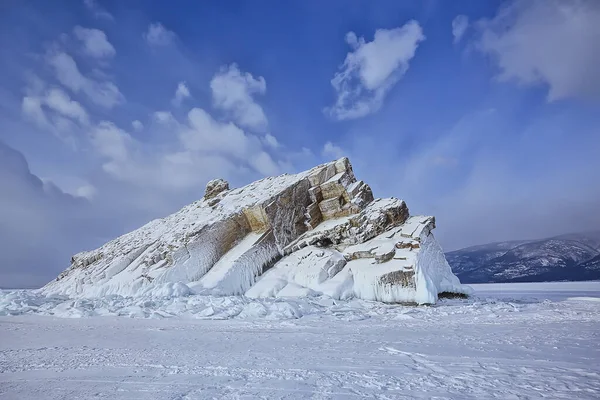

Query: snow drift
[[42, 157, 471, 304]]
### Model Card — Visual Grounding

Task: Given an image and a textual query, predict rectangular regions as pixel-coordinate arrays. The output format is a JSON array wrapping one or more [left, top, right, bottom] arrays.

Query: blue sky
[[1, 0, 599, 288]]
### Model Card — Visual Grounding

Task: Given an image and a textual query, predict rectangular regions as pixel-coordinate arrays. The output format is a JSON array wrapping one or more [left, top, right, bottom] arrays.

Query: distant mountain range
[[446, 231, 600, 283]]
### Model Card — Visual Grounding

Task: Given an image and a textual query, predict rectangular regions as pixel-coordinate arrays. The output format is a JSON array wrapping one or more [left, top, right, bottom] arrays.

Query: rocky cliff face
[[42, 158, 470, 304]]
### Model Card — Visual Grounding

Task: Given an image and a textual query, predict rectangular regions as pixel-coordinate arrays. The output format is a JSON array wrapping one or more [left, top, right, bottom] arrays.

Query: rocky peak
[[204, 178, 229, 200]]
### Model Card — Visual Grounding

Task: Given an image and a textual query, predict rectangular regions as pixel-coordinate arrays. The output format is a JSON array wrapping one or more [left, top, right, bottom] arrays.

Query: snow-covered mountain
[[447, 232, 600, 283], [42, 157, 471, 304]]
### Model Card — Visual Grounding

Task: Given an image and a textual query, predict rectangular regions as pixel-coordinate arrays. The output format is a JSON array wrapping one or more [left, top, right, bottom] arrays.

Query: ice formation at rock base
[[42, 157, 471, 304]]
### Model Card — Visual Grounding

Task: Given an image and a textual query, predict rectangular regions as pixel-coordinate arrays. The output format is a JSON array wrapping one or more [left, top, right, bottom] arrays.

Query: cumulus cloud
[[172, 81, 190, 106], [322, 141, 345, 160], [475, 0, 600, 101], [88, 105, 282, 190], [131, 120, 143, 131], [182, 108, 279, 175], [210, 64, 268, 132], [73, 26, 116, 59], [326, 21, 425, 120], [153, 111, 175, 124], [452, 15, 469, 44], [46, 51, 123, 108], [83, 0, 114, 21], [144, 23, 176, 46]]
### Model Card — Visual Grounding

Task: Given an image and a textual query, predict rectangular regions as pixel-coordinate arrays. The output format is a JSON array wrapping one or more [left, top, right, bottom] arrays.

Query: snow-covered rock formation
[[42, 158, 471, 304]]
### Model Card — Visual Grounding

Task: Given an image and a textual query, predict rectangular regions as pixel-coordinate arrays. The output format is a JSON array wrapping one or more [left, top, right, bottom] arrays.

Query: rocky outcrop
[[42, 157, 471, 304], [204, 178, 229, 200]]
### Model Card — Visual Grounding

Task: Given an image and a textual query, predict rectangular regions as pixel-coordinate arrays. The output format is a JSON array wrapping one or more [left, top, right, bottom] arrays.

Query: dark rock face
[[379, 269, 416, 288]]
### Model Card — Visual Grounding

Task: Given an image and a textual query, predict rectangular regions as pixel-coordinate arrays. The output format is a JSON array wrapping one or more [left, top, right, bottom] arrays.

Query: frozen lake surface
[[1, 281, 599, 399]]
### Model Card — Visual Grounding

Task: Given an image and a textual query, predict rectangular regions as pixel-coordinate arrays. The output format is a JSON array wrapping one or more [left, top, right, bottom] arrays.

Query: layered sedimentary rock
[[42, 158, 471, 304]]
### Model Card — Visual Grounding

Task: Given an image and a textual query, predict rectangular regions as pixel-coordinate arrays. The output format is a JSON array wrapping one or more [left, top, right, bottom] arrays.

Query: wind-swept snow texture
[[41, 157, 470, 304], [1, 282, 599, 399]]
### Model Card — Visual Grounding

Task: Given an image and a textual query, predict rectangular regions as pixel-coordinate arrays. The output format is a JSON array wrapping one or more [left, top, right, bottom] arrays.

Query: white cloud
[[90, 121, 154, 184], [90, 121, 131, 163], [44, 88, 89, 125], [326, 21, 425, 120], [50, 115, 78, 135], [75, 183, 97, 200], [263, 133, 279, 149], [21, 97, 49, 128], [88, 121, 156, 187], [144, 23, 176, 46], [89, 106, 282, 189], [36, 56, 283, 189], [21, 95, 78, 149], [23, 73, 46, 97], [322, 141, 345, 160], [179, 107, 281, 177], [23, 54, 285, 195], [21, 87, 89, 147], [132, 120, 143, 131], [172, 81, 190, 106], [248, 151, 280, 177], [182, 108, 258, 160], [153, 111, 175, 124], [452, 15, 469, 44], [47, 51, 123, 108], [47, 52, 85, 91], [73, 26, 116, 59], [475, 0, 600, 101], [210, 64, 268, 132], [83, 0, 114, 21]]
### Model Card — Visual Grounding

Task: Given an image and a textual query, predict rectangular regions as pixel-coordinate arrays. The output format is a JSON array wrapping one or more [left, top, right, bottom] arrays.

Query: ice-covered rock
[[42, 157, 471, 304]]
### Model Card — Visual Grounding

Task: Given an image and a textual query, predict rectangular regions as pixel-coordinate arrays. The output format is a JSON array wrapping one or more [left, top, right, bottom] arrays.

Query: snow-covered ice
[[1, 281, 599, 399]]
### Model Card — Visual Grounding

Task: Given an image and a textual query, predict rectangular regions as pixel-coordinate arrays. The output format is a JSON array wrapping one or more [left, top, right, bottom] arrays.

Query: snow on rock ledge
[[42, 157, 471, 304]]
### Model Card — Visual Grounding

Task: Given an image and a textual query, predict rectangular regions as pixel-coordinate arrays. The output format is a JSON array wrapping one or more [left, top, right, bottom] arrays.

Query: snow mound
[[41, 157, 470, 305]]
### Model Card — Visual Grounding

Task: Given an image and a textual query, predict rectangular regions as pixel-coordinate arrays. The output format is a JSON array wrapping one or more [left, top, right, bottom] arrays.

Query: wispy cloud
[[46, 50, 123, 108], [326, 21, 425, 120], [475, 0, 600, 101], [21, 85, 89, 148], [452, 15, 469, 44], [83, 0, 114, 21]]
